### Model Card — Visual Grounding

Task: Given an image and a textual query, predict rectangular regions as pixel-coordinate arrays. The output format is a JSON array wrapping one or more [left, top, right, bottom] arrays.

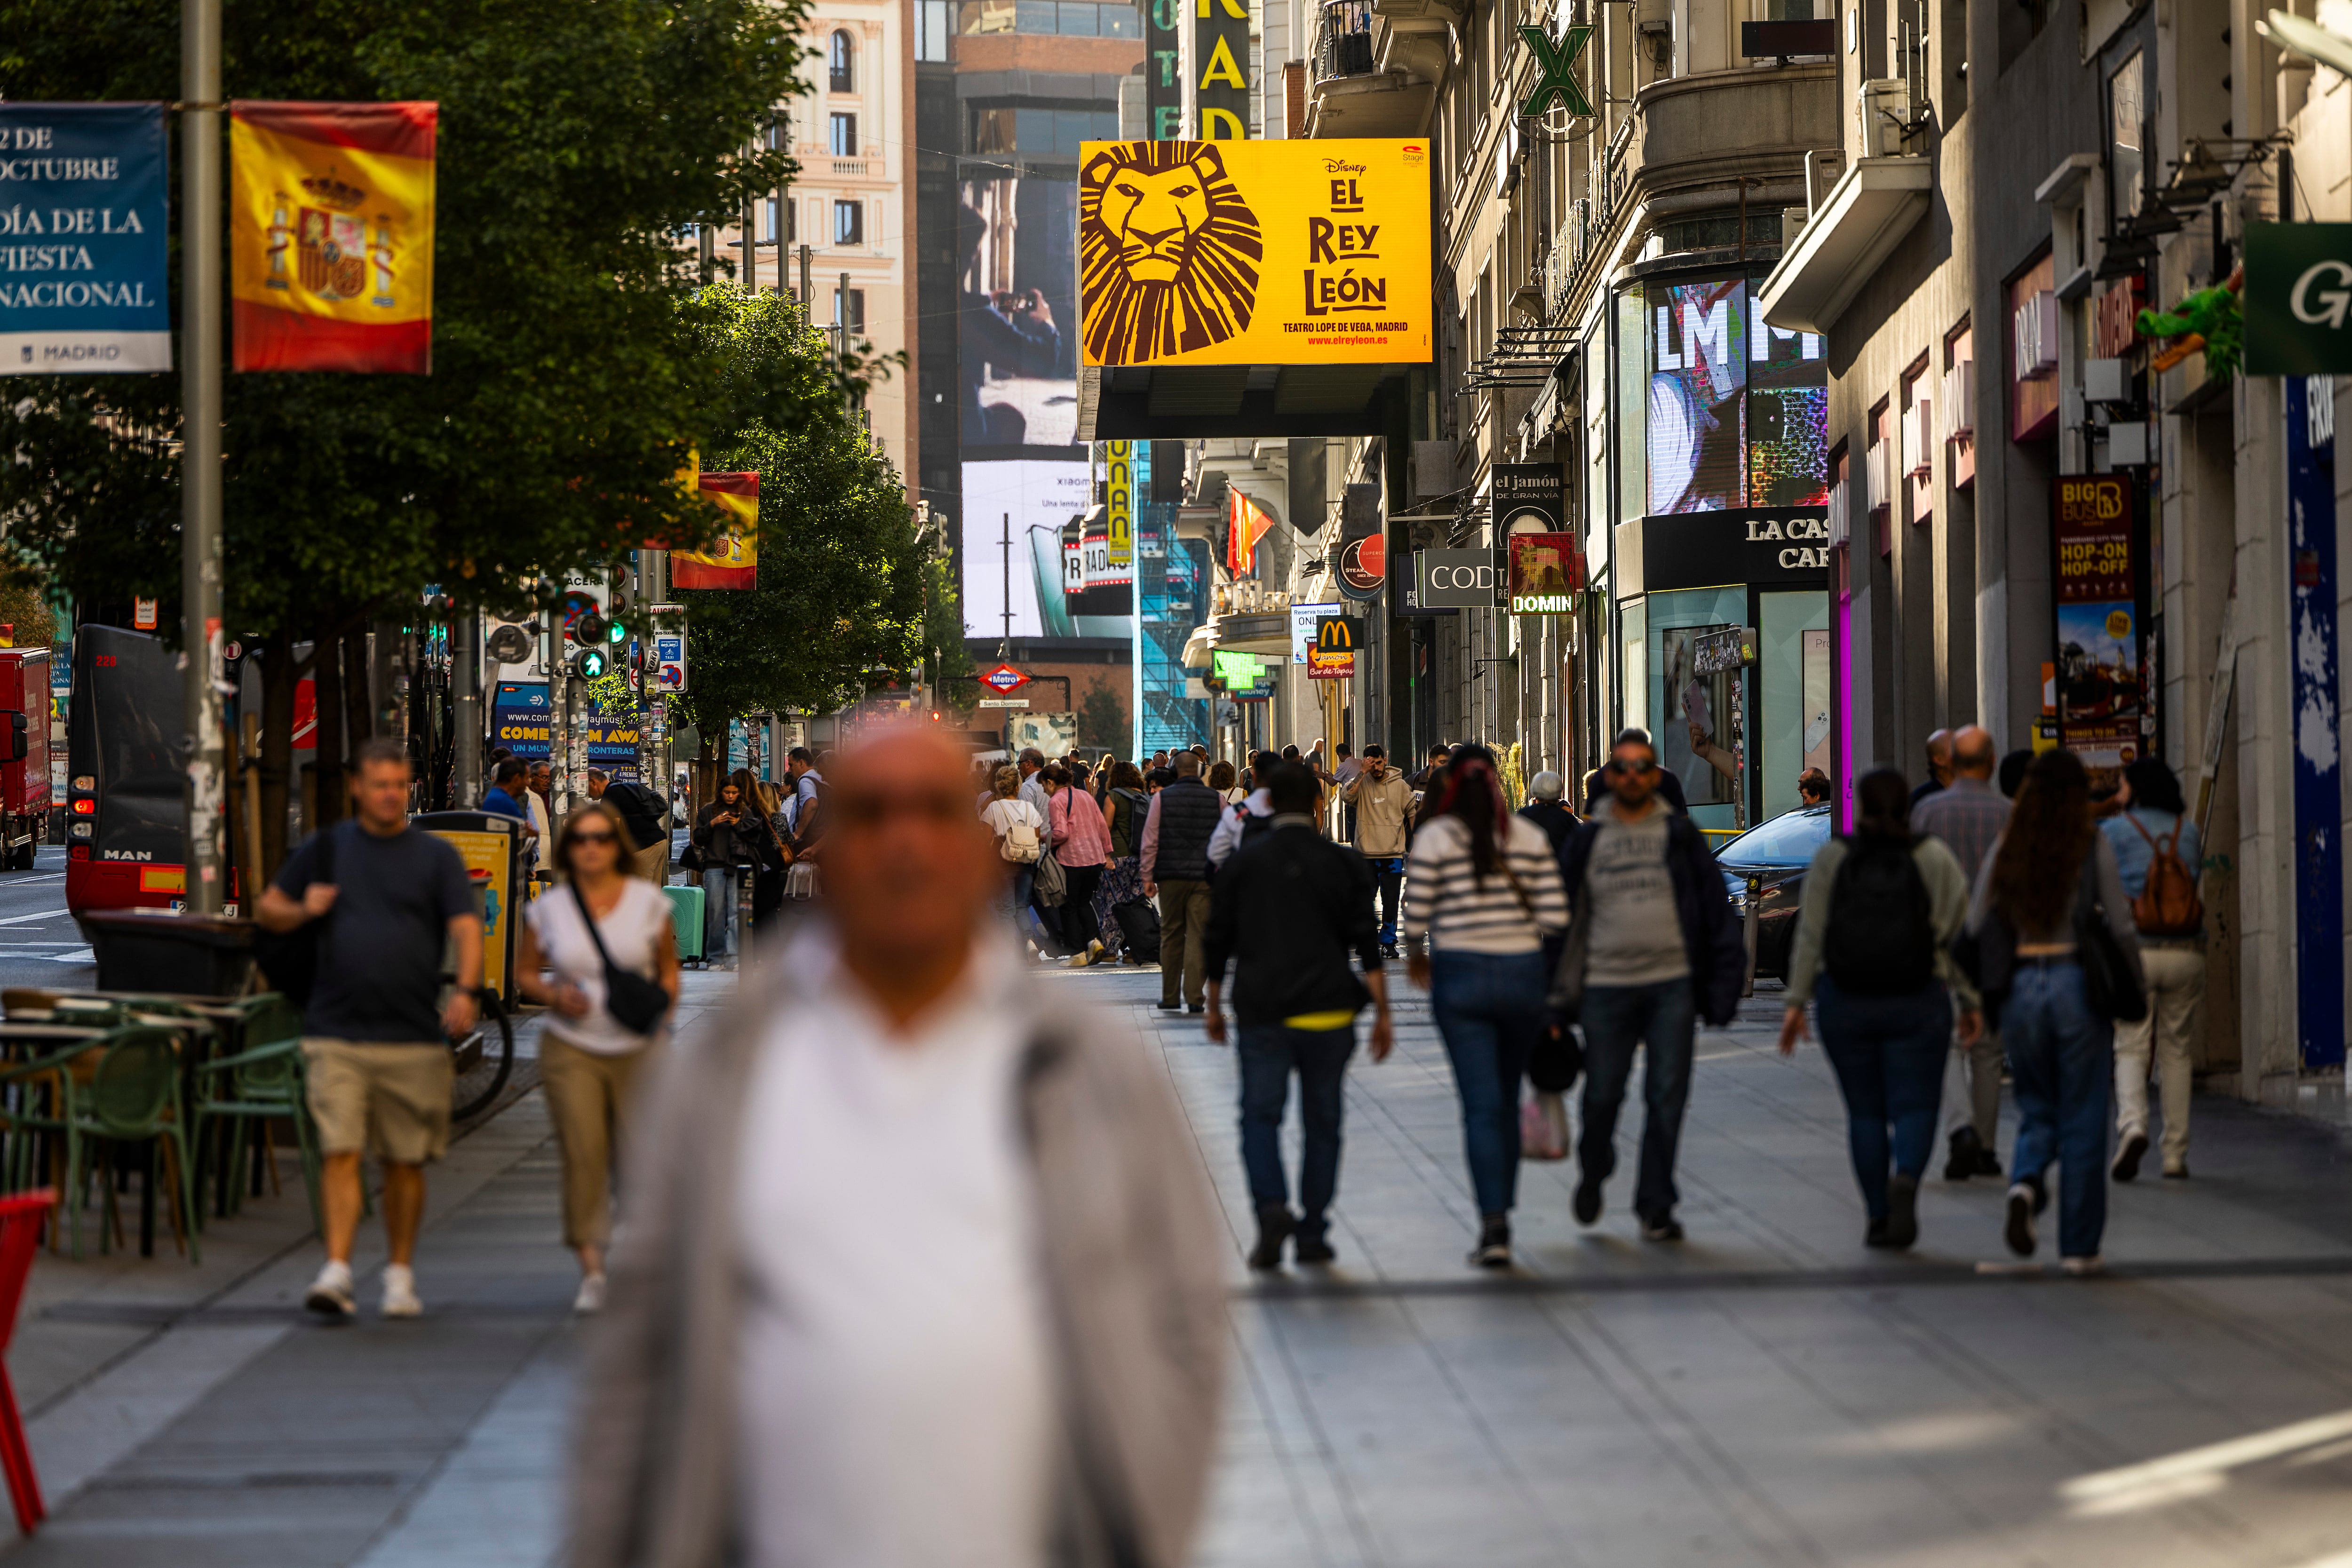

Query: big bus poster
[[2050, 476, 2146, 783]]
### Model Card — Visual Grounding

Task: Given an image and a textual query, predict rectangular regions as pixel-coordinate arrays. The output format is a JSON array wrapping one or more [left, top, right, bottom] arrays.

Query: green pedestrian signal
[[574, 647, 608, 679]]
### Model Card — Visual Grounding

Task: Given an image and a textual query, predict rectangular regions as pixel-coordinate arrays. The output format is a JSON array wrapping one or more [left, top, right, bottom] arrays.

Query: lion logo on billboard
[[1080, 141, 1263, 365]]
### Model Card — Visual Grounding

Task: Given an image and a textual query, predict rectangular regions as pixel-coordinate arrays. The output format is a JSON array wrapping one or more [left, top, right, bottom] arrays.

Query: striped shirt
[[1401, 814, 1570, 955]]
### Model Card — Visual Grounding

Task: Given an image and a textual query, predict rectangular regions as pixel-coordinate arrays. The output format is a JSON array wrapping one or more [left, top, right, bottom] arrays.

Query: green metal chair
[[191, 996, 319, 1234], [0, 1027, 200, 1263]]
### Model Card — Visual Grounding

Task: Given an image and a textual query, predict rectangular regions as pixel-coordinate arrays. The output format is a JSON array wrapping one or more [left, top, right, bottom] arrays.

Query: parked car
[[1714, 805, 1833, 980]]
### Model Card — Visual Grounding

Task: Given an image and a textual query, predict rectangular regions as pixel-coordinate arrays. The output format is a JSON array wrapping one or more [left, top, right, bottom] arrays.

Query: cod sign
[[1419, 548, 1498, 609], [2246, 222, 2352, 374]]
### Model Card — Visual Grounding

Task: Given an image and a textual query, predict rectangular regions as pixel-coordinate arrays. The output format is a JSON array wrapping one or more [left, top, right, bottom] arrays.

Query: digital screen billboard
[[960, 460, 1094, 640], [960, 173, 1081, 450], [1640, 275, 1826, 515]]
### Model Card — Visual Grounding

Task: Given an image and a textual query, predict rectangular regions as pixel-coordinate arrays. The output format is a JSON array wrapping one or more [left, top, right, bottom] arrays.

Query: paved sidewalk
[[8, 960, 2352, 1568]]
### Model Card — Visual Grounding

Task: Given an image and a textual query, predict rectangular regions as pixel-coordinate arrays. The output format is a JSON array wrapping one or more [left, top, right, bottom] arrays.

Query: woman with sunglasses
[[518, 799, 681, 1314], [1401, 746, 1570, 1266]]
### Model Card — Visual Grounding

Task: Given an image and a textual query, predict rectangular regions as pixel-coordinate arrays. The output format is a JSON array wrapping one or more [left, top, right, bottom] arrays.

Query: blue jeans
[[700, 867, 736, 956], [1236, 1023, 1357, 1233], [2002, 960, 2114, 1258], [1430, 950, 1549, 1216], [1579, 977, 1698, 1221], [1367, 857, 1405, 945], [1816, 976, 1952, 1222]]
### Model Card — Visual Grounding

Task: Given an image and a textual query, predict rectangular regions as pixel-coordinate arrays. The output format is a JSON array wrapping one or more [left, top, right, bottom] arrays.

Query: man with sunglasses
[[1554, 730, 1744, 1242], [577, 725, 1226, 1568], [1581, 726, 1690, 814]]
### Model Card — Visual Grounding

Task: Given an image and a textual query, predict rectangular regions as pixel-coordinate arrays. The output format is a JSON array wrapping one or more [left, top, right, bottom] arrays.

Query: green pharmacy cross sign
[[1518, 25, 1594, 120]]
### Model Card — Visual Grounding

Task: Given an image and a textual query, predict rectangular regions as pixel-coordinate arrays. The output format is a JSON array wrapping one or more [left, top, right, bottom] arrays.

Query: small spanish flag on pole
[[676, 472, 759, 589], [1227, 487, 1274, 576], [229, 101, 437, 373]]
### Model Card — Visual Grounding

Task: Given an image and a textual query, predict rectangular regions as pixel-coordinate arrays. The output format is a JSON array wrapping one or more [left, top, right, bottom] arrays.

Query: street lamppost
[[182, 0, 226, 913]]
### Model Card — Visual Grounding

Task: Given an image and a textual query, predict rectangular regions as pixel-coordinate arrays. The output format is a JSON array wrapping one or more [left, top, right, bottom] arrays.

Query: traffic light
[[605, 615, 628, 645], [572, 646, 608, 679], [573, 610, 609, 646]]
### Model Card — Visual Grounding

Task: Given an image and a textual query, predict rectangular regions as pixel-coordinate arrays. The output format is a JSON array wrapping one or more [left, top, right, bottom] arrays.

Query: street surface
[[0, 848, 94, 993], [6, 951, 2352, 1567]]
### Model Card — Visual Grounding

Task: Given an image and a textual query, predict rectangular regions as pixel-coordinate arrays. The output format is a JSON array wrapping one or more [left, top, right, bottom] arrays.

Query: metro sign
[[980, 662, 1031, 695]]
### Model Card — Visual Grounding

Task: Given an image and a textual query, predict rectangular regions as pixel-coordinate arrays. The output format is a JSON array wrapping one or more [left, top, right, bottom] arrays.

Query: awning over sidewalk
[[1756, 156, 1933, 334]]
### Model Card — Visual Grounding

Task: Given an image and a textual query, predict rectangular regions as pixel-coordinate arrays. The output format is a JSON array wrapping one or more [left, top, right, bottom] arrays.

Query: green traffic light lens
[[607, 620, 627, 644]]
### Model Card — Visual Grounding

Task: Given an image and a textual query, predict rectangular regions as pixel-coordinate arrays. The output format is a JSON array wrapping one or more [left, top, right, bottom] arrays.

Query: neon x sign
[[1517, 24, 1594, 119]]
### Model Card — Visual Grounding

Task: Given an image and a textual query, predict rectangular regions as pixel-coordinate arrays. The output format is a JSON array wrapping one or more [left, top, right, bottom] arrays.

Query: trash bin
[[82, 909, 258, 997]]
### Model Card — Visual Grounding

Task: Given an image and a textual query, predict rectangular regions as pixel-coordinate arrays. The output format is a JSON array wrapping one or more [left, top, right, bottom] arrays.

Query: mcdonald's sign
[[1309, 614, 1360, 680]]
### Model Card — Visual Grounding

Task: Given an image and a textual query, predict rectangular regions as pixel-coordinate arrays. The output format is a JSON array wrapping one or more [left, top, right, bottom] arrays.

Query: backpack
[[1821, 836, 1936, 996], [2127, 815, 2204, 937], [997, 804, 1043, 864]]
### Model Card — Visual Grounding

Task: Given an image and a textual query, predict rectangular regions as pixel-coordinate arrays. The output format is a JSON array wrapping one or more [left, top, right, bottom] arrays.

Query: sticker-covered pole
[[182, 0, 227, 912]]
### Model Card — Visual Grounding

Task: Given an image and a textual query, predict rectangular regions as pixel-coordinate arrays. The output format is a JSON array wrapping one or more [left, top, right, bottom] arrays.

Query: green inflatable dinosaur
[[2135, 282, 2242, 379]]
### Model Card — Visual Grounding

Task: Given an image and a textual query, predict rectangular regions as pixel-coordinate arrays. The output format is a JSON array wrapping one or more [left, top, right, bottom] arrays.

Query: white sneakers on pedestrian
[[2061, 1255, 2106, 1277], [574, 1272, 608, 1315], [304, 1259, 357, 1320], [381, 1264, 423, 1319]]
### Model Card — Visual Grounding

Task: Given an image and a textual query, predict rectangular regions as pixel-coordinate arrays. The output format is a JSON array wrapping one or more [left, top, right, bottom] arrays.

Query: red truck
[[0, 649, 51, 873], [64, 626, 183, 917]]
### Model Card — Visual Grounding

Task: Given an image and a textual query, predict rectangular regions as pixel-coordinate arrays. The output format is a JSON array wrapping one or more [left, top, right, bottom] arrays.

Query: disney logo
[[1322, 159, 1367, 174]]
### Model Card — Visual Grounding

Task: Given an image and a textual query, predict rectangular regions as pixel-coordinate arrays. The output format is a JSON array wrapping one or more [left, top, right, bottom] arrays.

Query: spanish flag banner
[[676, 472, 758, 589], [230, 101, 437, 374], [1227, 487, 1274, 576]]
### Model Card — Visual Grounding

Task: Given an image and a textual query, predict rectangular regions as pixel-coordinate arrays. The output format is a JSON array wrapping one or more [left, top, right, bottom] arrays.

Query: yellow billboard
[[1078, 139, 1432, 368]]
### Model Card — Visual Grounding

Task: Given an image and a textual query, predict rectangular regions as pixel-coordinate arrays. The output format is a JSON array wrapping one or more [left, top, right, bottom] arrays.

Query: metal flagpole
[[182, 0, 227, 913]]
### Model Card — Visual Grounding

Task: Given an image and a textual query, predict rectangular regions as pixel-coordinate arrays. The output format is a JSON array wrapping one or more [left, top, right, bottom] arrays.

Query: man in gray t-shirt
[[1582, 804, 1692, 987]]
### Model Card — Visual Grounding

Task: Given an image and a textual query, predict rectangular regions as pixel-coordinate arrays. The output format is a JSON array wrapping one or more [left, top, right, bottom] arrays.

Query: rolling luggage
[[664, 883, 707, 963], [1112, 899, 1160, 959]]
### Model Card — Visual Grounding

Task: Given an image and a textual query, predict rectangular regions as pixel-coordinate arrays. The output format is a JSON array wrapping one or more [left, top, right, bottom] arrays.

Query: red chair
[[0, 1190, 56, 1533]]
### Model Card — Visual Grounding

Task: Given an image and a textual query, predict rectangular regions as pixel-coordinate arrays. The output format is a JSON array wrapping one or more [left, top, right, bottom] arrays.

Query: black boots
[[1248, 1205, 1295, 1270]]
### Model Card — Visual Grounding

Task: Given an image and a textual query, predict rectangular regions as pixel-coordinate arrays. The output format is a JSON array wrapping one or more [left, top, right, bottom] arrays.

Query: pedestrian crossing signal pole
[[182, 0, 227, 914]]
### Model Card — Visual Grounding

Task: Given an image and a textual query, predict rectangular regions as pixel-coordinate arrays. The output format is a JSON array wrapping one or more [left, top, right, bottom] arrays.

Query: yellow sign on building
[[1078, 139, 1432, 368]]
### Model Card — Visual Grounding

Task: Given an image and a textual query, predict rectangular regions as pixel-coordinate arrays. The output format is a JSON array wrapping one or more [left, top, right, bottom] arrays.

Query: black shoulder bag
[[569, 881, 672, 1035], [2073, 851, 2148, 1025], [254, 824, 338, 1006]]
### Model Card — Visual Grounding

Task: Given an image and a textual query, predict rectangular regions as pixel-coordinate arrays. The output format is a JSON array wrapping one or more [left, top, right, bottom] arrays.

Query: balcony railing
[[1314, 0, 1376, 80]]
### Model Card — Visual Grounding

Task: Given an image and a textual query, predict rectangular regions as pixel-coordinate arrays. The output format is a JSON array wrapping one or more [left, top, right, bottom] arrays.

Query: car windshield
[[1717, 805, 1832, 867]]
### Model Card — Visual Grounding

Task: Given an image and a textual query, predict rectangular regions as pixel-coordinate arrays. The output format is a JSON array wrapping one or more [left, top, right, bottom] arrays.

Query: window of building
[[2108, 52, 2145, 226], [834, 288, 866, 333], [916, 0, 952, 58], [959, 0, 1138, 34], [966, 105, 1120, 156], [829, 30, 855, 92], [834, 200, 864, 245], [830, 113, 858, 156]]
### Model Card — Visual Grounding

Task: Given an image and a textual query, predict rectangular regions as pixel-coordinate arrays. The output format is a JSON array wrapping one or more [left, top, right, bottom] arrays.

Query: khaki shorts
[[302, 1038, 455, 1164]]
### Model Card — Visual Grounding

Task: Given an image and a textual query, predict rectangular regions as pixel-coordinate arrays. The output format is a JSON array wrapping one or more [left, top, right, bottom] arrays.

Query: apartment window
[[834, 288, 866, 333], [829, 30, 855, 92], [834, 200, 864, 245], [2108, 52, 2145, 226], [916, 0, 952, 58], [830, 113, 858, 156]]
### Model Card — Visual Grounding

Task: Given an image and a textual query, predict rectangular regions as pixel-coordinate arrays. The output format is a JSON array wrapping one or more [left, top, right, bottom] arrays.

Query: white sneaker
[[303, 1259, 356, 1320], [381, 1264, 423, 1319], [2061, 1255, 2106, 1277], [574, 1272, 608, 1314]]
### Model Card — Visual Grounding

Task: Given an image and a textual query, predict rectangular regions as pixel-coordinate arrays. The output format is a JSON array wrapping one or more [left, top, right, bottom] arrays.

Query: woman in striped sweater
[[1403, 746, 1571, 1266]]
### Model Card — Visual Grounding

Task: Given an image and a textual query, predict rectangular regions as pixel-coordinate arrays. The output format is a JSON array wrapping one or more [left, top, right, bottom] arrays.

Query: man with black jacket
[[1203, 764, 1393, 1268], [1140, 751, 1224, 1013], [1554, 732, 1746, 1241], [587, 770, 671, 883]]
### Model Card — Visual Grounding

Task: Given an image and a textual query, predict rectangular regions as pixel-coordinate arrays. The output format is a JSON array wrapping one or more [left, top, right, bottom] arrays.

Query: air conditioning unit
[[1865, 439, 1891, 514], [1637, 0, 1672, 33], [2013, 289, 2058, 379], [1939, 360, 1976, 442], [1857, 79, 1913, 157], [1903, 399, 1933, 476]]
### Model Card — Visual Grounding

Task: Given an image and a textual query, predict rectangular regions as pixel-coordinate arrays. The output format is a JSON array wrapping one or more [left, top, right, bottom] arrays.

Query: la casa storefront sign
[[1740, 513, 1831, 570]]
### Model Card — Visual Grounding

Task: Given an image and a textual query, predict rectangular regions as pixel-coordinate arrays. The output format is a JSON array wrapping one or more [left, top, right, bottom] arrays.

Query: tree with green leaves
[[0, 0, 810, 870], [667, 288, 959, 749]]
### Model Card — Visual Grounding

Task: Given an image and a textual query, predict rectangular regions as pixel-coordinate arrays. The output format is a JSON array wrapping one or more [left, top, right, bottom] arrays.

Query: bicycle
[[448, 986, 515, 1122]]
